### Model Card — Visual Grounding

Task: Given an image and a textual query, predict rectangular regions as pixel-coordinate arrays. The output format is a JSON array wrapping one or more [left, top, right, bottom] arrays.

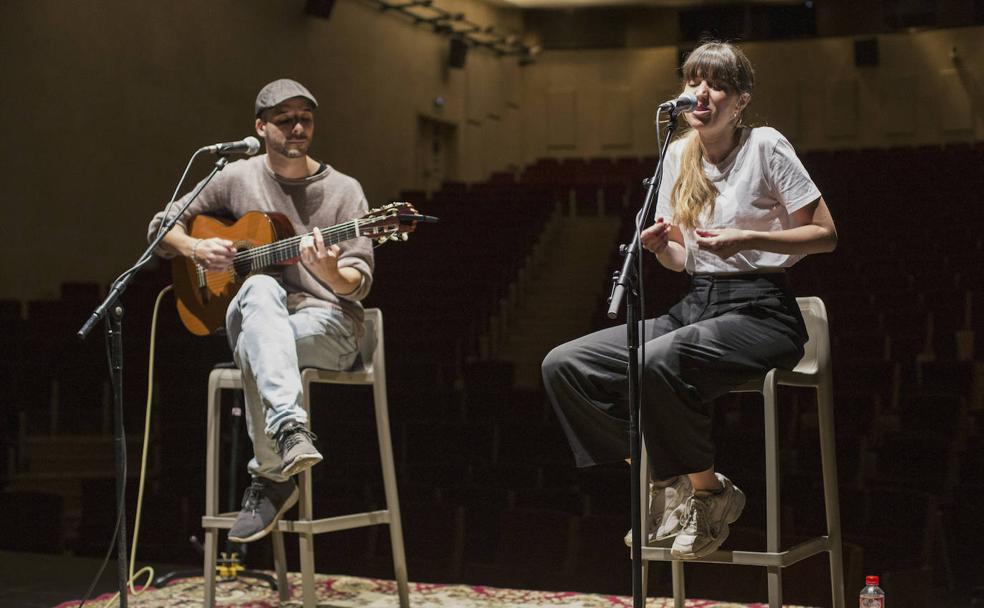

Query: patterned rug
[[56, 573, 813, 607]]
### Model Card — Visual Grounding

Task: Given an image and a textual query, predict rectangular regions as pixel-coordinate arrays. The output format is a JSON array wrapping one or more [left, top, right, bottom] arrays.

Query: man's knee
[[227, 275, 288, 335], [235, 274, 287, 310], [240, 274, 281, 297]]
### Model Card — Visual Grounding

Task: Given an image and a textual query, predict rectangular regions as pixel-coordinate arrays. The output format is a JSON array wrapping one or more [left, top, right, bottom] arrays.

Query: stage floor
[[3, 550, 974, 608], [50, 571, 817, 608], [3, 550, 815, 608]]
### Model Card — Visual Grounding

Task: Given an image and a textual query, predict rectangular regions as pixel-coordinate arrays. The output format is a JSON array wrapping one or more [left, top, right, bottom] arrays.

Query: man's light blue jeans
[[226, 275, 360, 482]]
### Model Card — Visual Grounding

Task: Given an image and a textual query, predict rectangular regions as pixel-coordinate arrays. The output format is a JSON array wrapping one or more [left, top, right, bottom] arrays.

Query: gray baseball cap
[[255, 79, 318, 117]]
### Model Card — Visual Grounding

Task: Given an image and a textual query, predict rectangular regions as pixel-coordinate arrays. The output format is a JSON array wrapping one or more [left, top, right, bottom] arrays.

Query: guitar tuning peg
[[400, 233, 409, 241]]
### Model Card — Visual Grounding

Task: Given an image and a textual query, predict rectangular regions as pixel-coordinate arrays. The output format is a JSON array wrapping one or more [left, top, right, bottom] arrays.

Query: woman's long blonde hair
[[671, 41, 755, 230]]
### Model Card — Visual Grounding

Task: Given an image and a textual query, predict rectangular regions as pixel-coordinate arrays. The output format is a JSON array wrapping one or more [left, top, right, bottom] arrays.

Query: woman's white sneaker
[[624, 474, 694, 546], [670, 472, 745, 559]]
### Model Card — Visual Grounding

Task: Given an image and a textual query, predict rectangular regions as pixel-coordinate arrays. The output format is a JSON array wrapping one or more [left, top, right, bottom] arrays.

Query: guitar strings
[[232, 203, 406, 265], [227, 221, 361, 273], [235, 219, 361, 263], [195, 230, 354, 288], [238, 209, 401, 264], [194, 213, 397, 289]]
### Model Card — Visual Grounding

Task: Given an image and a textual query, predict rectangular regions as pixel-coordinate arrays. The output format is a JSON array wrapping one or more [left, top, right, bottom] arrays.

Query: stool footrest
[[640, 536, 831, 567], [203, 509, 393, 534]]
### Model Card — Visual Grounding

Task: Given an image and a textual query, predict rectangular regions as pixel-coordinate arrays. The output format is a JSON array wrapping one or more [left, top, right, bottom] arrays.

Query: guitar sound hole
[[233, 250, 252, 280]]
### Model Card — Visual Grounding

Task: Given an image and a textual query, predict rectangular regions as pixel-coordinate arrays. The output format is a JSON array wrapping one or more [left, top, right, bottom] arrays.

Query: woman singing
[[541, 40, 837, 559]]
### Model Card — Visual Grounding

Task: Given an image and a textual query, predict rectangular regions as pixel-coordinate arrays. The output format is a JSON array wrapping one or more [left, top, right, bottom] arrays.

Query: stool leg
[[817, 380, 845, 608], [299, 382, 317, 608], [297, 465, 316, 608], [763, 373, 783, 608], [272, 531, 289, 602], [203, 378, 223, 608], [203, 530, 218, 607], [373, 376, 410, 608], [299, 528, 317, 608], [671, 561, 685, 608]]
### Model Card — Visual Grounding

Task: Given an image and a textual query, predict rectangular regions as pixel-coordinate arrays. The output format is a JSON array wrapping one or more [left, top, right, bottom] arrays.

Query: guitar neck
[[233, 218, 363, 270]]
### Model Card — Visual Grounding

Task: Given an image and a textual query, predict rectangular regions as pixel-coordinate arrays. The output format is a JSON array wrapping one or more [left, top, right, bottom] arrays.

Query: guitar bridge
[[193, 263, 214, 303]]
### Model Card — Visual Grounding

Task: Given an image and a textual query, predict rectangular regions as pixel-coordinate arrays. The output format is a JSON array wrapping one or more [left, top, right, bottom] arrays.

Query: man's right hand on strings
[[192, 237, 236, 271]]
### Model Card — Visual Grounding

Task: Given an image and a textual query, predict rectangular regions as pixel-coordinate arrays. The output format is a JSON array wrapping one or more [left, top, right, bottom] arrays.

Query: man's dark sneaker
[[228, 477, 298, 543], [276, 422, 323, 477]]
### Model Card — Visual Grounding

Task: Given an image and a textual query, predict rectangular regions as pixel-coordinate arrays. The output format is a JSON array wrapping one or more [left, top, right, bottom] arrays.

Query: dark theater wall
[[1, 0, 981, 302], [521, 27, 983, 162], [0, 0, 527, 301]]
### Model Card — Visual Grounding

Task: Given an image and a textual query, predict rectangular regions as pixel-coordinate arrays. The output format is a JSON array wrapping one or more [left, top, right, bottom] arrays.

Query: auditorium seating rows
[[0, 140, 981, 605]]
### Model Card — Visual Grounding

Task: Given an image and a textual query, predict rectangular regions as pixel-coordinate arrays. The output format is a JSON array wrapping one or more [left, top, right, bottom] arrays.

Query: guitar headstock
[[359, 202, 430, 245]]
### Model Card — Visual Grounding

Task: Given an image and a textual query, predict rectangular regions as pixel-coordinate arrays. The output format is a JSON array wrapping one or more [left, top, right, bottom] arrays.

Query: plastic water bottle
[[860, 575, 885, 607]]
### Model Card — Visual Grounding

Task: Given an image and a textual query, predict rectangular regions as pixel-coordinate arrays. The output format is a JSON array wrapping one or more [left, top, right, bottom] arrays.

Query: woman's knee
[[543, 336, 602, 381], [641, 341, 688, 394], [541, 342, 574, 380]]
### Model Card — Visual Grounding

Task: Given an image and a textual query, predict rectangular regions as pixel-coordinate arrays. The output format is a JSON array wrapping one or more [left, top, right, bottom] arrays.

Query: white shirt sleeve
[[767, 134, 821, 215]]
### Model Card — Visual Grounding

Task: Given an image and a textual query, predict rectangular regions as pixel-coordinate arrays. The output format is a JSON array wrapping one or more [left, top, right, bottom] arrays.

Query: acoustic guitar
[[172, 202, 421, 336]]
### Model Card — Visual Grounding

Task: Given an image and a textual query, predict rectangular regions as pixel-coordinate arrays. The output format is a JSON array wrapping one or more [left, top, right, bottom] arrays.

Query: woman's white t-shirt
[[654, 126, 821, 275]]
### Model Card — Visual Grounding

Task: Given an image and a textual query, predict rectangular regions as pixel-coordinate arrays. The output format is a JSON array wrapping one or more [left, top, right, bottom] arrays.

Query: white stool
[[201, 308, 410, 608], [639, 296, 844, 608]]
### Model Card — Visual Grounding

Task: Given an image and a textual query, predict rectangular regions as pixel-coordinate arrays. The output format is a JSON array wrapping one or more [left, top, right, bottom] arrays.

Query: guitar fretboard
[[234, 218, 364, 273]]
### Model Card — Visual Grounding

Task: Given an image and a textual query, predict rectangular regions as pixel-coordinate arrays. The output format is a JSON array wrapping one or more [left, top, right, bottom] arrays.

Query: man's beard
[[272, 140, 309, 158]]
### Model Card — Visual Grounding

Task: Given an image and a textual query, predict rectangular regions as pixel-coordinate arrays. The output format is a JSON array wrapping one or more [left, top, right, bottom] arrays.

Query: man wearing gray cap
[[147, 78, 375, 543]]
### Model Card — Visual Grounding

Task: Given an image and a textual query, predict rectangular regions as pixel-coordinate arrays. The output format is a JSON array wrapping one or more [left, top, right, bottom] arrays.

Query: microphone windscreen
[[679, 93, 697, 109], [244, 136, 261, 155]]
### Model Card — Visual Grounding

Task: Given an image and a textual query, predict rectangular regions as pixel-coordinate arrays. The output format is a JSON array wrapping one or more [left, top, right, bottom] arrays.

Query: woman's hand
[[695, 228, 750, 259], [641, 217, 673, 255]]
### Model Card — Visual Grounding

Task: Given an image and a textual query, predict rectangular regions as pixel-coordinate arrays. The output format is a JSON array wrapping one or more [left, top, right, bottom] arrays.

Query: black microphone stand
[[77, 154, 230, 606], [606, 108, 683, 608]]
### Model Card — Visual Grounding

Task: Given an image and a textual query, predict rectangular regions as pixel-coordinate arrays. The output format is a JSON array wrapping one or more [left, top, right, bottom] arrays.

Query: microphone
[[200, 136, 261, 155], [657, 93, 697, 114]]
